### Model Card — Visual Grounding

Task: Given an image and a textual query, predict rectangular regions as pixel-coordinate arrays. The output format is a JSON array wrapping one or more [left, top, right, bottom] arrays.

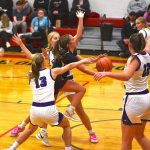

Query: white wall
[[13, 0, 150, 18]]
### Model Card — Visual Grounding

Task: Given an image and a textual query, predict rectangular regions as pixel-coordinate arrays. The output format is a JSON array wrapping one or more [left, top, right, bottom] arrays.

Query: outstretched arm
[[52, 57, 96, 79], [94, 57, 139, 81], [76, 54, 107, 76], [12, 35, 33, 60], [74, 10, 85, 44]]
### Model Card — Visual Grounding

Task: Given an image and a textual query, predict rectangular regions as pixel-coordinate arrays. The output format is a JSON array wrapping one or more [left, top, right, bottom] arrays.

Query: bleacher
[[0, 12, 125, 54]]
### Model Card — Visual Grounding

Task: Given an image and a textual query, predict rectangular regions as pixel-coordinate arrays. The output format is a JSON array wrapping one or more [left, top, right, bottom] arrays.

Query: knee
[[135, 134, 144, 142], [22, 22, 27, 27], [62, 117, 70, 128], [81, 86, 86, 94]]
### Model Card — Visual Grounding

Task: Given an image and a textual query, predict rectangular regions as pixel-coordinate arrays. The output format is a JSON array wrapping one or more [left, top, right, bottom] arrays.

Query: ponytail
[[53, 34, 70, 61], [30, 53, 44, 81], [129, 33, 146, 53]]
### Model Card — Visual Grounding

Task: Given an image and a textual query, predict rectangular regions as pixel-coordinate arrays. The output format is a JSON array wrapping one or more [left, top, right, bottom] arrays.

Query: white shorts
[[30, 104, 64, 127], [122, 92, 150, 125]]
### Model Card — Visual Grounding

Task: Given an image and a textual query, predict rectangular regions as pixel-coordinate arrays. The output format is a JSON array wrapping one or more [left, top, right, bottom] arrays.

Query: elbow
[[124, 76, 130, 81]]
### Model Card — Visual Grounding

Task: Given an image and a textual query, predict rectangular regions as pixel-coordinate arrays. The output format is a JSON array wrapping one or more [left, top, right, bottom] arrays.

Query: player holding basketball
[[94, 33, 150, 150]]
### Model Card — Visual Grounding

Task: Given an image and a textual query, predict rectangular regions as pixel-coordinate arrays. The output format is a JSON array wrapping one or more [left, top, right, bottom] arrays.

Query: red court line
[[2, 53, 126, 64], [0, 125, 17, 138], [0, 81, 89, 139]]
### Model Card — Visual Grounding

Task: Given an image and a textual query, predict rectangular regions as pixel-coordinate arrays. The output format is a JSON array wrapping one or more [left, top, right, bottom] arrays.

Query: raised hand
[[12, 34, 23, 46], [76, 10, 85, 18]]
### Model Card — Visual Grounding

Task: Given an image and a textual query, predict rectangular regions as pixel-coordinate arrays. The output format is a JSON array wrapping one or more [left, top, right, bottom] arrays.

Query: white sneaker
[[36, 132, 51, 147], [6, 42, 11, 48], [5, 147, 16, 150], [64, 110, 80, 122]]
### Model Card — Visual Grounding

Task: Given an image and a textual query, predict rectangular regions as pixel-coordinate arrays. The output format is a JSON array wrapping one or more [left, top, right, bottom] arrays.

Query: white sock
[[67, 105, 75, 115], [18, 121, 26, 129], [40, 128, 47, 137], [88, 129, 95, 135], [65, 146, 72, 150], [11, 141, 19, 149]]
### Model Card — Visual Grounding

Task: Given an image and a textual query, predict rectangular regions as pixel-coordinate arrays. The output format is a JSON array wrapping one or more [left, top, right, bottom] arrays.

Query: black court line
[[71, 119, 121, 150], [0, 100, 122, 112]]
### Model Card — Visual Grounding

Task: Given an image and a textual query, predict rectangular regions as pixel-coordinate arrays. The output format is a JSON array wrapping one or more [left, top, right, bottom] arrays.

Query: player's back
[[30, 68, 55, 103], [124, 52, 150, 93]]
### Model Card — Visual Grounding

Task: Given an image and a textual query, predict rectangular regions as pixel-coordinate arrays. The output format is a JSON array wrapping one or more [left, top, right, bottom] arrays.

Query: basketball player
[[94, 33, 150, 150], [6, 53, 96, 150], [135, 17, 150, 53], [10, 10, 99, 145]]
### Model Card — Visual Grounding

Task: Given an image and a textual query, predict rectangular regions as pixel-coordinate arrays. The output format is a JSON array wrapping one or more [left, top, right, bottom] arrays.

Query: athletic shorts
[[54, 75, 67, 95], [122, 91, 150, 125], [30, 102, 64, 127]]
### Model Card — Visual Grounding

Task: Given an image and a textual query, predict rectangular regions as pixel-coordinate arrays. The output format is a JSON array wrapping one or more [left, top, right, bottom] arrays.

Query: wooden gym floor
[[0, 52, 150, 150]]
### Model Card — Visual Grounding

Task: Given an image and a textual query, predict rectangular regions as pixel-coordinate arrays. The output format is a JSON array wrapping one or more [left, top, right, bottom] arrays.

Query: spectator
[[48, 0, 69, 27], [20, 0, 32, 16], [30, 8, 51, 47], [69, 0, 91, 27], [116, 11, 138, 57], [0, 13, 13, 48], [0, 0, 13, 18], [143, 5, 150, 26], [33, 0, 49, 14], [127, 0, 147, 17], [13, 0, 27, 34]]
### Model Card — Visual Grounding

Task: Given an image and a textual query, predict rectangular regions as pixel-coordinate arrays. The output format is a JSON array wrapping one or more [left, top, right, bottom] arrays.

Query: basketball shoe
[[64, 107, 80, 122], [36, 130, 51, 147], [10, 126, 25, 137], [89, 133, 99, 143]]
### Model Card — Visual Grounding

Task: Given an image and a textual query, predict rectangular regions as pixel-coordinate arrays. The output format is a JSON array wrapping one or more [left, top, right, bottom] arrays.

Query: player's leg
[[7, 123, 38, 150], [135, 121, 150, 150], [10, 115, 30, 137]]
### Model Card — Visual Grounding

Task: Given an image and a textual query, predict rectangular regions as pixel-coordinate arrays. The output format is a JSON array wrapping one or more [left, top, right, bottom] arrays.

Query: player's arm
[[94, 57, 140, 81], [12, 35, 34, 60], [74, 10, 85, 44], [76, 54, 106, 75], [52, 57, 96, 79]]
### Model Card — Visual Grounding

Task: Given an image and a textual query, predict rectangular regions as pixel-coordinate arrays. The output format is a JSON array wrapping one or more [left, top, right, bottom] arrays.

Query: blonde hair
[[1, 14, 10, 28], [31, 53, 44, 81], [137, 17, 146, 23], [46, 31, 59, 52]]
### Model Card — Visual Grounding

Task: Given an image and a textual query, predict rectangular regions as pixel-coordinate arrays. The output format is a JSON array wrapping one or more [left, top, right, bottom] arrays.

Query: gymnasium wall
[[13, 0, 150, 18]]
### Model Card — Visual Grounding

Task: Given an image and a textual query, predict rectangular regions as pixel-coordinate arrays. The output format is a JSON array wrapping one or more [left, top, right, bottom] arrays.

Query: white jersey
[[48, 51, 55, 66], [30, 68, 55, 103], [124, 52, 150, 93], [139, 28, 150, 39]]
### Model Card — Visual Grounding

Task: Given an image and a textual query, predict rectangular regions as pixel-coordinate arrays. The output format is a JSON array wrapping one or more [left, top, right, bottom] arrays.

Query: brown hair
[[53, 34, 70, 60], [31, 53, 44, 81], [129, 33, 146, 53]]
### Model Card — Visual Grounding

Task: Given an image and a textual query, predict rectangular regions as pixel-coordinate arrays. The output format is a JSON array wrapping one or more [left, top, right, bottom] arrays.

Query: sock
[[18, 121, 26, 129], [67, 105, 75, 115], [88, 129, 95, 135], [65, 146, 72, 150], [11, 141, 19, 149], [40, 128, 47, 137]]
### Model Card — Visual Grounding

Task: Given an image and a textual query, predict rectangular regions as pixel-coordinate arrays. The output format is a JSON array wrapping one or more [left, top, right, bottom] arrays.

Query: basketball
[[96, 56, 113, 72]]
